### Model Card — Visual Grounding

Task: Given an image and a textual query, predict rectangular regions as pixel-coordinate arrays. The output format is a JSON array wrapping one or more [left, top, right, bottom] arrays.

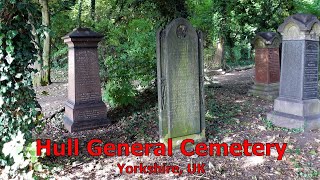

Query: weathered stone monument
[[157, 18, 205, 146], [267, 14, 320, 130], [249, 32, 281, 100], [62, 28, 109, 132]]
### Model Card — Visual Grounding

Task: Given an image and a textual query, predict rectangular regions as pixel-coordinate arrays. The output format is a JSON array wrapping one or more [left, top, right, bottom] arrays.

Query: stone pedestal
[[249, 32, 281, 100], [62, 28, 109, 132], [267, 14, 320, 130]]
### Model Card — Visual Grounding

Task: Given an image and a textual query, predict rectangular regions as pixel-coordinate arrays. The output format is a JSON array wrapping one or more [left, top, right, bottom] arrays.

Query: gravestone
[[248, 32, 281, 100], [267, 14, 320, 130], [157, 18, 205, 147], [62, 28, 109, 132]]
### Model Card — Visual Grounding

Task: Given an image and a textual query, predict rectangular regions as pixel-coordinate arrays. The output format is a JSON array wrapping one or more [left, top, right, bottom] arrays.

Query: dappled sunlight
[[221, 137, 233, 143], [265, 135, 277, 143], [235, 99, 246, 103], [242, 156, 265, 168]]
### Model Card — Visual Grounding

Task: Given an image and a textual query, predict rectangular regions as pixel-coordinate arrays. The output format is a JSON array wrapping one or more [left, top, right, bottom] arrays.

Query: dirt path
[[211, 68, 254, 85], [34, 70, 67, 118], [34, 82, 67, 118]]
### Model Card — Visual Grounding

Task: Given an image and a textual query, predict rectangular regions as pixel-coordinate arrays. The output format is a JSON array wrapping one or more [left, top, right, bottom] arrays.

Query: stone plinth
[[62, 28, 109, 132], [267, 14, 320, 130], [157, 18, 205, 147], [249, 32, 281, 100]]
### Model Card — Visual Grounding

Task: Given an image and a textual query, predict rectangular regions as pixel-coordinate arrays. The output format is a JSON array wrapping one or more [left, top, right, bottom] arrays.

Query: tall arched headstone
[[62, 28, 109, 132], [249, 32, 281, 100], [267, 14, 320, 130], [157, 18, 205, 146]]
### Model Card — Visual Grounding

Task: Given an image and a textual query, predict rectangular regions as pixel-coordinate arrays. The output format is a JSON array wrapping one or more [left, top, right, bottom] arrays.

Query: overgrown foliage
[[294, 0, 320, 17], [187, 0, 294, 66], [0, 0, 42, 178], [100, 1, 165, 106], [70, 0, 168, 106], [47, 0, 318, 107]]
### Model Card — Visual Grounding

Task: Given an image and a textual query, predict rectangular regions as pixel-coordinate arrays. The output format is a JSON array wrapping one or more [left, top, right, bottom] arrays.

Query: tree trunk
[[29, 13, 43, 87], [213, 37, 224, 69], [39, 0, 51, 86], [91, 0, 96, 21]]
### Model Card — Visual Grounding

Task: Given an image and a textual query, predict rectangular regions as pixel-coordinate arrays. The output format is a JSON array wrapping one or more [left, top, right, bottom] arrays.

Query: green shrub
[[49, 0, 166, 107], [103, 17, 159, 107], [0, 0, 42, 178], [88, 1, 165, 107]]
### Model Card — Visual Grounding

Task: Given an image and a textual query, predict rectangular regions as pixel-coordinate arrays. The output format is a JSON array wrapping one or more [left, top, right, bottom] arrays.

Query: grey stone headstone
[[62, 28, 109, 132], [267, 14, 320, 130], [157, 18, 205, 146]]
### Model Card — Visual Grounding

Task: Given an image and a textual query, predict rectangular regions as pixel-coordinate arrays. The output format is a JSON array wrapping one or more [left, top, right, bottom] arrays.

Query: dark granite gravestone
[[267, 14, 320, 130], [62, 28, 109, 132], [248, 32, 281, 100], [157, 18, 205, 147]]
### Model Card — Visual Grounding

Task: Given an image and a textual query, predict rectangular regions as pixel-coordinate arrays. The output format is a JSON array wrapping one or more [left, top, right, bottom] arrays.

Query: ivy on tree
[[0, 0, 41, 166]]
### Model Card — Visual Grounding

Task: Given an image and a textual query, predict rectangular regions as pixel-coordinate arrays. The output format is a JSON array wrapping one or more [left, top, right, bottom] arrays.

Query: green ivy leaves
[[0, 0, 42, 178]]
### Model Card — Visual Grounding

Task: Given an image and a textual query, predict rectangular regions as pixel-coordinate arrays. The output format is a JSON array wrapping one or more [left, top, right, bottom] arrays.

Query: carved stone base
[[248, 82, 279, 100], [267, 98, 320, 130], [64, 101, 109, 132]]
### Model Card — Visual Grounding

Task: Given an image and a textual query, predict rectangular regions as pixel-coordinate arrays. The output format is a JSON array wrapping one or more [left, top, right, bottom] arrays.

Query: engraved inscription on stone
[[303, 41, 319, 99], [168, 39, 200, 138], [255, 49, 268, 83], [268, 48, 280, 83], [78, 110, 100, 120], [76, 50, 98, 86], [79, 92, 100, 104]]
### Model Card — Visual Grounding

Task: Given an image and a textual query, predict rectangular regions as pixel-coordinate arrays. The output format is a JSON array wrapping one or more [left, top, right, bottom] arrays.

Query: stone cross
[[267, 14, 320, 130], [62, 28, 109, 132], [157, 18, 205, 147], [249, 32, 281, 100]]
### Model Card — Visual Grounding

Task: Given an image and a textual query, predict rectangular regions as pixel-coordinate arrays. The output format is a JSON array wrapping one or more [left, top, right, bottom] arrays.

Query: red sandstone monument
[[62, 28, 109, 132], [249, 32, 281, 100]]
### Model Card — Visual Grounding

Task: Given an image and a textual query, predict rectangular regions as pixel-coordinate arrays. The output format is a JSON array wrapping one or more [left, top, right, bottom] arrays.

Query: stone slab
[[303, 41, 319, 100], [157, 18, 205, 145], [278, 40, 319, 100], [279, 40, 304, 99]]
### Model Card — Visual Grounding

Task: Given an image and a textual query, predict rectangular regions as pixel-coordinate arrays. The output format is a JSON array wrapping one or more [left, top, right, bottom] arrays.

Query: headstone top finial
[[62, 27, 104, 39], [278, 14, 320, 33], [254, 32, 281, 48]]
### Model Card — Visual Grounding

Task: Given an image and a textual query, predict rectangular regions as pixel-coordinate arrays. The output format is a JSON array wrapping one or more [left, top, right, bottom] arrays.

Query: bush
[[0, 0, 43, 178], [103, 17, 159, 107], [92, 1, 166, 107]]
